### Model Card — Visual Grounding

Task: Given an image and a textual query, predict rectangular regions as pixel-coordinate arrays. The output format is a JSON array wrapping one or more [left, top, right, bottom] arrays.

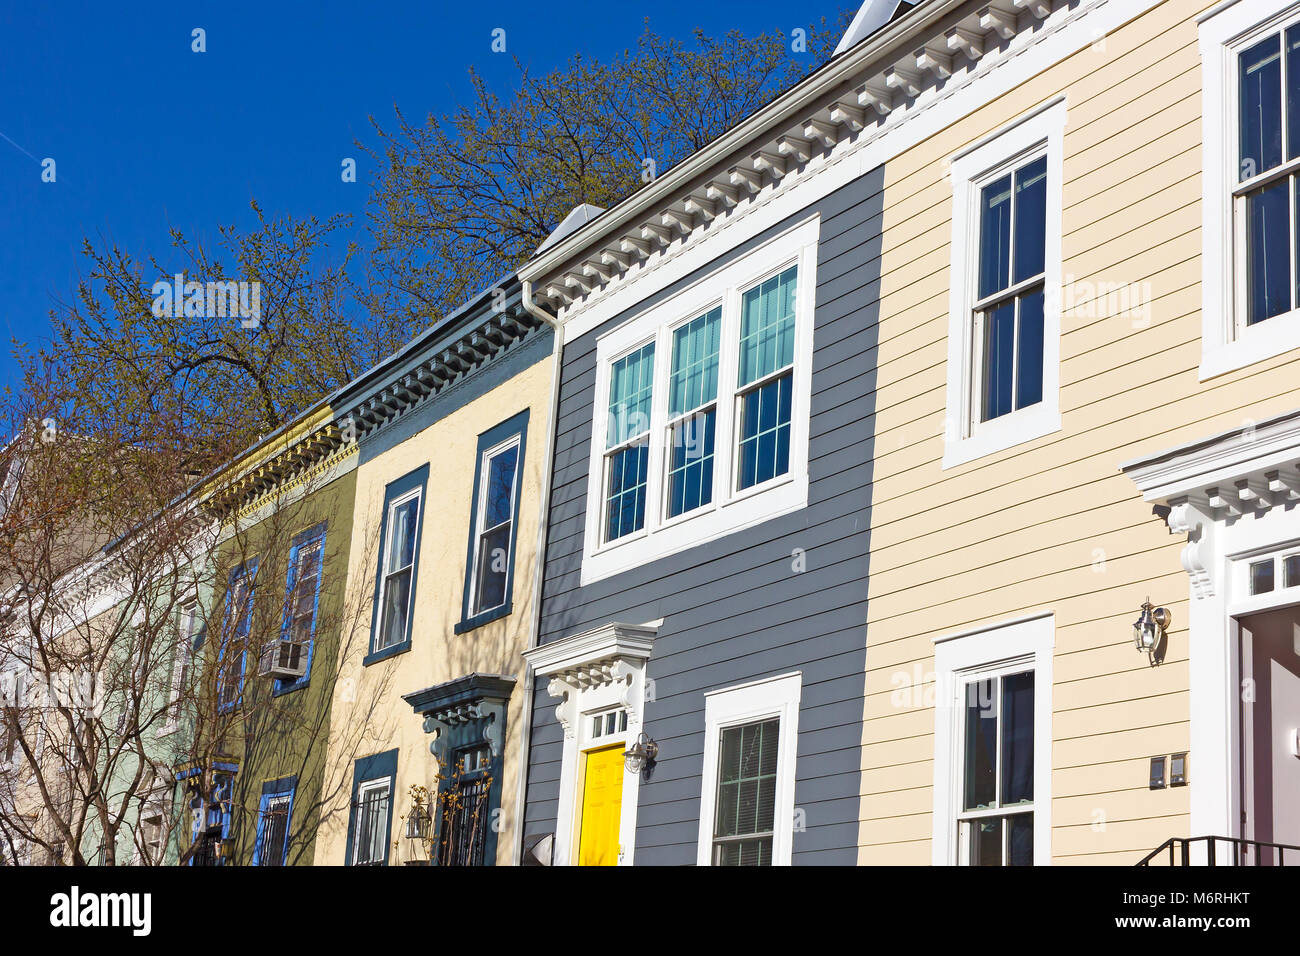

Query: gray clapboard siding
[[523, 164, 885, 865]]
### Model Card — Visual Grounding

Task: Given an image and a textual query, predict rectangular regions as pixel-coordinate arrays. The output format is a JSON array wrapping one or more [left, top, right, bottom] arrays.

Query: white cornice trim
[[1121, 407, 1300, 506], [522, 621, 657, 678]]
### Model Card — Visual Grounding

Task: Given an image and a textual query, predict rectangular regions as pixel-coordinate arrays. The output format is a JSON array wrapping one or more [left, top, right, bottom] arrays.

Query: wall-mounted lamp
[[1133, 599, 1171, 657], [623, 733, 658, 774], [405, 785, 431, 841]]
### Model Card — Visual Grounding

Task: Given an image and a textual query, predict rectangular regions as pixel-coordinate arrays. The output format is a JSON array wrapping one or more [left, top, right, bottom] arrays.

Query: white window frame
[[1201, 0, 1300, 379], [696, 672, 801, 866], [943, 98, 1065, 469], [582, 215, 819, 585], [468, 434, 522, 616], [160, 601, 201, 737], [352, 776, 392, 866], [375, 487, 421, 652], [932, 612, 1053, 866]]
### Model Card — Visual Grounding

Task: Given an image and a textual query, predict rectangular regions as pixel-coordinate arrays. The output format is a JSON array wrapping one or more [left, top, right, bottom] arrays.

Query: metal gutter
[[510, 278, 563, 865]]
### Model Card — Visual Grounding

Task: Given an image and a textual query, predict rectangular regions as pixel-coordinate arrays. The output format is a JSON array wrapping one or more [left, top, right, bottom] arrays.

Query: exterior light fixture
[[1133, 598, 1171, 655], [405, 785, 431, 841], [623, 733, 659, 774]]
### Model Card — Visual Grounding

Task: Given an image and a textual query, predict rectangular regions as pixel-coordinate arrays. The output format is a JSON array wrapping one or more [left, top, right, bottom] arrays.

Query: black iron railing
[[1137, 835, 1300, 866]]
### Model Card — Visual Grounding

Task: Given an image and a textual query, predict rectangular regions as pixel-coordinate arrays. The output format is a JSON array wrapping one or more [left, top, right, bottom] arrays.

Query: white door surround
[[1123, 408, 1300, 850], [522, 621, 657, 865]]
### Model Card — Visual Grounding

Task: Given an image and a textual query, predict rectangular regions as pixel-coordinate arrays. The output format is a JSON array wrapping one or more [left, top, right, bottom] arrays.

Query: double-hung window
[[933, 613, 1052, 866], [943, 99, 1064, 468], [161, 602, 202, 735], [253, 778, 295, 867], [973, 159, 1047, 424], [458, 411, 528, 632], [585, 216, 818, 584], [956, 670, 1036, 866], [666, 308, 720, 518], [736, 269, 796, 491], [218, 562, 256, 712], [1201, 1, 1300, 376], [603, 342, 655, 541], [369, 465, 427, 663], [697, 673, 801, 866], [378, 494, 418, 650], [352, 778, 391, 866], [276, 524, 325, 691], [348, 749, 397, 866]]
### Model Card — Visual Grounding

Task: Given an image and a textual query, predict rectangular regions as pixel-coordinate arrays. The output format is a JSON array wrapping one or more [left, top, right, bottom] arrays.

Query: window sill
[[363, 640, 410, 668], [942, 404, 1061, 470], [454, 602, 513, 635], [272, 675, 311, 698], [1200, 310, 1300, 380], [580, 470, 807, 586]]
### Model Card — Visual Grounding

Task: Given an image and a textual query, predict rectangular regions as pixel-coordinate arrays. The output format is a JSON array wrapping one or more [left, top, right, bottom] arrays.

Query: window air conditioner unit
[[257, 638, 307, 679]]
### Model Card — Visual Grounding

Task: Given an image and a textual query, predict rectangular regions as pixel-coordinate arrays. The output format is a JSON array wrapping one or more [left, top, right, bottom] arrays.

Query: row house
[[314, 274, 554, 867], [515, 0, 1300, 865]]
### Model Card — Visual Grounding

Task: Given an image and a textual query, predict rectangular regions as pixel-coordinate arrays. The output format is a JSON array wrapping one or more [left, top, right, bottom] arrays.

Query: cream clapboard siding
[[858, 0, 1300, 864]]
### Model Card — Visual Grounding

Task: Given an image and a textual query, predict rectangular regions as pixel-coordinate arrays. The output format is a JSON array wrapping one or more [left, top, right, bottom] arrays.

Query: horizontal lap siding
[[523, 167, 886, 865], [859, 0, 1300, 864]]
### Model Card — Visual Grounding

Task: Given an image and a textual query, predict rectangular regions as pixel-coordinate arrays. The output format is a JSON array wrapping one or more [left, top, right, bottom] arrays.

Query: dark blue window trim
[[251, 774, 296, 866], [455, 409, 529, 635], [218, 559, 258, 714], [344, 748, 398, 866], [183, 766, 237, 866], [365, 465, 429, 666], [274, 522, 327, 696]]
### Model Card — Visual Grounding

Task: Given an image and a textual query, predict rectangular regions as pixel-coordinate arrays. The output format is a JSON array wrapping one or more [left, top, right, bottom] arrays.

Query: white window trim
[[581, 215, 819, 586], [943, 98, 1066, 469], [469, 433, 522, 616], [696, 671, 801, 866], [932, 612, 1053, 865], [375, 486, 421, 651], [159, 601, 200, 738], [1200, 0, 1300, 379], [352, 776, 392, 865]]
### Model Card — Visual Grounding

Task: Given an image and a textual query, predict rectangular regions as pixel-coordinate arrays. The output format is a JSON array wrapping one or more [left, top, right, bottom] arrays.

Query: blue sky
[[0, 1, 847, 395]]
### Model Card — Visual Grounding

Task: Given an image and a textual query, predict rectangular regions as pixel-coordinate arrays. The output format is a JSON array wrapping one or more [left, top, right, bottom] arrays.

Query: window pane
[[605, 443, 649, 541], [1007, 813, 1034, 866], [1015, 290, 1045, 411], [667, 408, 716, 518], [978, 174, 1013, 299], [981, 300, 1016, 422], [378, 567, 411, 648], [669, 308, 721, 417], [736, 373, 792, 490], [474, 522, 511, 612], [969, 818, 1002, 866], [963, 678, 997, 811], [607, 343, 655, 447], [1285, 554, 1300, 588], [738, 267, 798, 387], [1251, 558, 1275, 595], [1000, 672, 1035, 806], [483, 445, 519, 529], [713, 718, 779, 867], [1240, 34, 1283, 180], [1013, 156, 1047, 284], [388, 497, 419, 571], [1246, 178, 1292, 324]]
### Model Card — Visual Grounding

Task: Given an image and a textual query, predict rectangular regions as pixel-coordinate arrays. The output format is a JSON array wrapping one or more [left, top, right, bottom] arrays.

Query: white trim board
[[932, 613, 1054, 866], [696, 672, 802, 866]]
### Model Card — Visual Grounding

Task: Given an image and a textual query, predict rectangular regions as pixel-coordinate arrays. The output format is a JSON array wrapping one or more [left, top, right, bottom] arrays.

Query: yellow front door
[[577, 745, 624, 865]]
